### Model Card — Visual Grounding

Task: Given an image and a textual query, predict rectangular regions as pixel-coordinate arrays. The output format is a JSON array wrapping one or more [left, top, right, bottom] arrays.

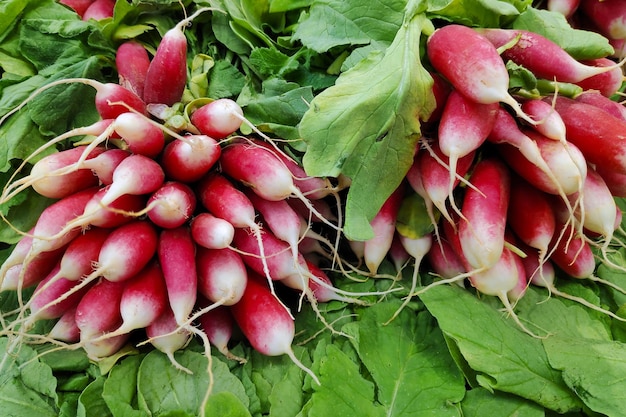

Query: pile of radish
[[3, 0, 626, 402]]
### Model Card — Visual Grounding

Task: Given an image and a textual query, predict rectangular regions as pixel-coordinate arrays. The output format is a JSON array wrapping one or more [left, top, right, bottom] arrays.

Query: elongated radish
[[29, 146, 104, 199], [521, 99, 567, 143], [580, 0, 626, 39], [425, 235, 466, 282], [60, 0, 95, 17], [475, 28, 624, 83], [143, 8, 210, 105], [458, 158, 510, 270], [595, 166, 626, 197], [158, 227, 198, 325], [551, 96, 626, 175], [161, 135, 221, 183], [190, 98, 244, 139], [574, 57, 625, 97], [1, 245, 67, 291], [219, 140, 338, 230], [0, 228, 35, 282], [363, 184, 404, 275], [495, 128, 587, 196], [197, 247, 248, 306], [547, 0, 580, 17], [190, 213, 235, 250], [116, 41, 150, 98], [196, 301, 246, 363], [426, 24, 535, 124], [574, 90, 626, 121], [147, 181, 196, 229], [229, 274, 319, 384], [113, 112, 165, 158], [145, 305, 192, 373], [48, 306, 80, 343], [82, 0, 114, 20], [549, 220, 596, 278], [80, 148, 131, 185], [507, 174, 556, 256]]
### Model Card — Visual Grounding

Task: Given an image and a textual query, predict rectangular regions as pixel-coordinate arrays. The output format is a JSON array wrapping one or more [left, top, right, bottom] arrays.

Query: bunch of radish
[[0, 9, 356, 394], [351, 23, 626, 335]]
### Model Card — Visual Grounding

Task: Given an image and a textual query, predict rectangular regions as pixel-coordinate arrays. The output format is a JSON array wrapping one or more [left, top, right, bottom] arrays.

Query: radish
[[521, 99, 567, 143], [161, 134, 221, 183], [196, 301, 246, 363], [74, 278, 127, 359], [113, 112, 165, 158], [145, 306, 193, 373], [190, 98, 244, 139], [59, 0, 95, 17], [303, 260, 365, 304], [458, 158, 511, 270], [219, 139, 338, 230], [80, 148, 131, 185], [143, 8, 211, 106], [426, 24, 536, 124], [82, 0, 114, 20], [196, 247, 248, 306], [549, 220, 596, 279], [574, 57, 625, 97], [551, 96, 626, 175], [423, 72, 452, 126], [116, 41, 150, 99], [190, 213, 235, 250], [595, 166, 626, 197], [147, 181, 197, 229], [229, 273, 320, 384], [580, 0, 626, 40], [389, 235, 410, 273], [574, 90, 626, 121], [157, 227, 198, 325], [48, 306, 80, 343], [1, 245, 67, 291], [475, 28, 625, 83], [425, 235, 466, 283], [437, 90, 499, 217], [362, 184, 404, 275], [0, 228, 36, 283], [547, 0, 581, 17]]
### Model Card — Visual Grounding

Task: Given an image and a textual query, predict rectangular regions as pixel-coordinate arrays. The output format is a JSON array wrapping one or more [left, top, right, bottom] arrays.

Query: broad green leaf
[[344, 301, 465, 416], [102, 355, 149, 417], [544, 337, 626, 416], [420, 285, 583, 413], [204, 391, 252, 417], [305, 343, 386, 417], [395, 191, 436, 238], [512, 8, 613, 60], [426, 0, 528, 27], [299, 3, 435, 240], [77, 377, 112, 417], [461, 387, 544, 417], [137, 350, 249, 416], [293, 0, 406, 53]]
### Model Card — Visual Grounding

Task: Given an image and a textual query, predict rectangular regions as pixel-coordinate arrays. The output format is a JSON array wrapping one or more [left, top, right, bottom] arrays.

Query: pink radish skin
[[190, 98, 244, 139], [507, 175, 556, 254], [27, 264, 93, 324], [30, 146, 105, 199], [426, 25, 534, 123], [60, 0, 95, 17], [496, 128, 587, 196], [424, 72, 452, 126], [580, 0, 626, 39], [549, 221, 596, 278], [197, 302, 245, 362], [80, 148, 131, 185], [146, 306, 192, 371], [28, 187, 99, 256], [574, 91, 626, 121], [113, 112, 165, 158], [48, 307, 80, 343], [389, 235, 410, 272], [82, 0, 114, 20], [229, 274, 319, 384], [476, 28, 624, 83], [575, 57, 625, 97], [458, 158, 510, 270], [147, 181, 197, 229], [507, 248, 529, 303], [363, 185, 404, 275], [47, 227, 110, 282], [89, 220, 159, 283], [1, 245, 67, 291], [551, 96, 626, 175], [521, 99, 567, 142], [437, 90, 499, 203], [305, 260, 363, 304], [161, 135, 221, 183], [547, 0, 581, 17], [157, 227, 198, 324], [116, 41, 150, 98], [595, 166, 626, 197], [0, 228, 35, 281], [190, 213, 235, 250], [232, 227, 309, 282], [426, 236, 466, 282], [197, 247, 248, 306]]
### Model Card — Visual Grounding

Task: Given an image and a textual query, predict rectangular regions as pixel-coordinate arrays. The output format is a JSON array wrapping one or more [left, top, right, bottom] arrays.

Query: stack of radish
[[355, 23, 626, 334], [0, 9, 344, 384]]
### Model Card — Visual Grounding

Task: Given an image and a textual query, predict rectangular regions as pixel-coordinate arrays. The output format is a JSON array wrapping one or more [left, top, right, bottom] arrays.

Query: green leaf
[[305, 343, 386, 417], [395, 191, 436, 238], [343, 301, 465, 416], [77, 377, 112, 417], [544, 337, 626, 416], [426, 0, 529, 28], [512, 8, 614, 60], [292, 0, 406, 53], [204, 391, 252, 417], [419, 285, 583, 413], [299, 5, 435, 240], [461, 387, 545, 417], [102, 355, 149, 417]]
